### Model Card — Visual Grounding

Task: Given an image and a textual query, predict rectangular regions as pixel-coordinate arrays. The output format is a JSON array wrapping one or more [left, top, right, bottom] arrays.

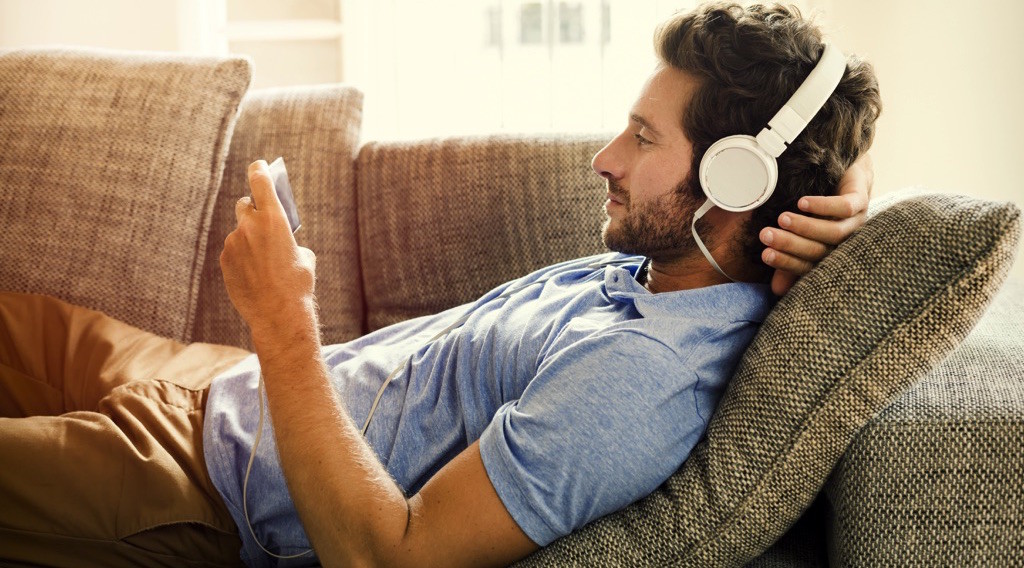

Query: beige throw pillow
[[192, 85, 365, 349], [0, 48, 251, 341]]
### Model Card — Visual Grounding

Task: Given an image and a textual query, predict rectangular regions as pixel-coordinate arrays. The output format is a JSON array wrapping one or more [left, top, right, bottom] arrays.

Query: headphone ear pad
[[699, 135, 779, 212]]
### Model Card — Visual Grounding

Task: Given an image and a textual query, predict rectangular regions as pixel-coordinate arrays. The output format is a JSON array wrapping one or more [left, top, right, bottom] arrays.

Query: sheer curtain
[[343, 0, 695, 141]]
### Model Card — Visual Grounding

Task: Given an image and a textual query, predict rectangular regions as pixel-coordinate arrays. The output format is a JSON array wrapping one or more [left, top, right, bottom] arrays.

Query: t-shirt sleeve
[[477, 328, 715, 546]]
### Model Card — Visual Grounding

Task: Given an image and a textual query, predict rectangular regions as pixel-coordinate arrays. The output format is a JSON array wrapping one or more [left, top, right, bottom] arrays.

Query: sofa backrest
[[192, 85, 365, 349], [355, 134, 613, 332]]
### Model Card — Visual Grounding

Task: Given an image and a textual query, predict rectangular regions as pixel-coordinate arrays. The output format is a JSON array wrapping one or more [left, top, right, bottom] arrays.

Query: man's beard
[[601, 178, 710, 261]]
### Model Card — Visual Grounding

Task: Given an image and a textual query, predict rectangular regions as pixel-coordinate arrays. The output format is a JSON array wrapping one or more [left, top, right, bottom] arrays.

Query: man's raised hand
[[220, 160, 318, 342], [760, 153, 874, 295]]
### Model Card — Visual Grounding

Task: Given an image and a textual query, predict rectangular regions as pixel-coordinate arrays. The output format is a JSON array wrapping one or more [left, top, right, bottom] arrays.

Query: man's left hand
[[760, 153, 874, 296]]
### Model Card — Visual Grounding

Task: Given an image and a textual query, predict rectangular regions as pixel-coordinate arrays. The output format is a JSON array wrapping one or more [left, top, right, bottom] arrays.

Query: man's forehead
[[631, 64, 696, 135]]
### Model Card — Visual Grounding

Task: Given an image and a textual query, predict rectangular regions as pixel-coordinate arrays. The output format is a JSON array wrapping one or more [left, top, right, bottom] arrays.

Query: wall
[[0, 0, 184, 51], [809, 0, 1024, 281]]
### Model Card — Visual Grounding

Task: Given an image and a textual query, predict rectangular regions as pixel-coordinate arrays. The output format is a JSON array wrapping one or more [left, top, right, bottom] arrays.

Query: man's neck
[[642, 256, 733, 293]]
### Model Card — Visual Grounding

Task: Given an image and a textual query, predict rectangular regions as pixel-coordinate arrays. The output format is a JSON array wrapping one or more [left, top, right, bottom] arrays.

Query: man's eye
[[633, 133, 652, 146]]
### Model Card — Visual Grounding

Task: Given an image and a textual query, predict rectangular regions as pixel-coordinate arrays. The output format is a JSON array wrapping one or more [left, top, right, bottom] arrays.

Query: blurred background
[[2, 0, 1021, 279]]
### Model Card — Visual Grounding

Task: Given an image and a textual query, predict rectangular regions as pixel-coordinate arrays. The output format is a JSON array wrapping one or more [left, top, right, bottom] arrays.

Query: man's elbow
[[312, 498, 417, 568]]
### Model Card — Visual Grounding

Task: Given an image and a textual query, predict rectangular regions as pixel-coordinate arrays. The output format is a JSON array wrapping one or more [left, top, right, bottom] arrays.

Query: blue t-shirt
[[203, 253, 773, 566]]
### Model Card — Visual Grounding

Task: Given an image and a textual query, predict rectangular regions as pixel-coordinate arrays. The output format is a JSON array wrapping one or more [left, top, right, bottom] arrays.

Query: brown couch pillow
[[0, 48, 250, 341], [515, 192, 1021, 566], [192, 85, 365, 349]]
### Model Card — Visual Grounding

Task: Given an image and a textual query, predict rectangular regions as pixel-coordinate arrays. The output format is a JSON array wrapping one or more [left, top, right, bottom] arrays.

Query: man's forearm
[[252, 303, 412, 567], [221, 160, 428, 566]]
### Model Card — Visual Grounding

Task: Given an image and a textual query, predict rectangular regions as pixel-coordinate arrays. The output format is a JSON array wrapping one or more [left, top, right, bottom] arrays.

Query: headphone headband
[[757, 43, 847, 158]]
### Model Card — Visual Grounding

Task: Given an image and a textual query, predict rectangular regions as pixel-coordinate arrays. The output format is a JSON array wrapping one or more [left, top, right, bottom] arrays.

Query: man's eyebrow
[[630, 113, 662, 138]]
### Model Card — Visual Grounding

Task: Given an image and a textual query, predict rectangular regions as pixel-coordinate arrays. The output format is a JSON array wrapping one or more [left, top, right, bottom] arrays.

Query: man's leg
[[0, 292, 251, 567]]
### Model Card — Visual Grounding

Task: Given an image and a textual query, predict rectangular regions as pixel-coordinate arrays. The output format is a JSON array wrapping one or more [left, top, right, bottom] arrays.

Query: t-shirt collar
[[603, 261, 775, 323]]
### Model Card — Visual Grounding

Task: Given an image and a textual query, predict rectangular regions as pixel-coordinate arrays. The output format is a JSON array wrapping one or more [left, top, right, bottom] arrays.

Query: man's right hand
[[220, 160, 318, 345]]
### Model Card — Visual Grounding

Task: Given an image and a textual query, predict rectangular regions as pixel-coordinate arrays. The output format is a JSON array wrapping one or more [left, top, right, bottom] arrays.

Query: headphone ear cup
[[699, 135, 779, 212]]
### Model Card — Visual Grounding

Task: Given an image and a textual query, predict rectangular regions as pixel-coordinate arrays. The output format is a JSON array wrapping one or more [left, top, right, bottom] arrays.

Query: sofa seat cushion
[[825, 279, 1024, 566], [515, 192, 1021, 566], [192, 85, 365, 349], [0, 48, 250, 342]]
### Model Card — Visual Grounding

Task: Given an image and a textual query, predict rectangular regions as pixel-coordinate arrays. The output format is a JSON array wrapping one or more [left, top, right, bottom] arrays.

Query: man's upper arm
[[385, 325, 742, 567], [395, 440, 539, 568]]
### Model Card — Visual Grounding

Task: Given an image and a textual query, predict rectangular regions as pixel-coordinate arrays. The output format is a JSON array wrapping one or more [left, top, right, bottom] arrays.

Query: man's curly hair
[[655, 2, 882, 281]]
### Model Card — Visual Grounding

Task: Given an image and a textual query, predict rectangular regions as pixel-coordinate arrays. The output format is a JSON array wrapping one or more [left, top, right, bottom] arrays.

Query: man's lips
[[606, 192, 625, 206]]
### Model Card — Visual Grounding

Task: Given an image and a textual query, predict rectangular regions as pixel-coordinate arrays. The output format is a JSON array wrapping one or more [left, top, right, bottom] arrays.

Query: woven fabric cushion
[[825, 279, 1024, 566], [192, 85, 364, 349], [516, 192, 1021, 566], [357, 134, 608, 332], [744, 495, 828, 568], [0, 48, 250, 342]]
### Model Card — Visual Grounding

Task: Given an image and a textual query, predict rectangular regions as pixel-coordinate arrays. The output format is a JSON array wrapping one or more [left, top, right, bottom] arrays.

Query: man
[[0, 2, 880, 567]]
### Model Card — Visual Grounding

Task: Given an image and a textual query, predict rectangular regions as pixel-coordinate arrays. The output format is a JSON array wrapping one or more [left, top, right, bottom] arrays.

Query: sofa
[[1, 49, 1021, 567]]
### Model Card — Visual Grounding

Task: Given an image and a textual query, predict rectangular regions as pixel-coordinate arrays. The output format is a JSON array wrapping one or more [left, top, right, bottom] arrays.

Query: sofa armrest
[[824, 280, 1024, 566]]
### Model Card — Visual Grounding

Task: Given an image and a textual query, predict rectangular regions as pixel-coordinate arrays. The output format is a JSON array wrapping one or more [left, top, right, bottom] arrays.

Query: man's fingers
[[797, 191, 868, 219], [765, 153, 874, 298], [840, 152, 874, 198], [299, 246, 317, 270], [235, 196, 254, 225], [794, 151, 873, 218], [778, 211, 862, 246], [770, 270, 799, 297], [762, 248, 815, 276], [760, 227, 831, 262], [247, 160, 286, 217]]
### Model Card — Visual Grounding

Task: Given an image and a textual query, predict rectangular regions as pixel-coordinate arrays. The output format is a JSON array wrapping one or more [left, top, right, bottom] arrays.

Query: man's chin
[[600, 221, 618, 252], [601, 227, 638, 256]]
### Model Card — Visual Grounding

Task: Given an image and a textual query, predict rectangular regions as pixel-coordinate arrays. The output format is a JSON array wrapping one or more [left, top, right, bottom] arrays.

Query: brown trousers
[[0, 292, 251, 567]]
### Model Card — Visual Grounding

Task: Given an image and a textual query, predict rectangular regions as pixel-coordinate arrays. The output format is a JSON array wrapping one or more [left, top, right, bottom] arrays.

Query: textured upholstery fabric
[[516, 192, 1021, 567], [192, 85, 364, 349], [825, 279, 1024, 566], [744, 497, 828, 568], [356, 134, 609, 332], [0, 48, 250, 342]]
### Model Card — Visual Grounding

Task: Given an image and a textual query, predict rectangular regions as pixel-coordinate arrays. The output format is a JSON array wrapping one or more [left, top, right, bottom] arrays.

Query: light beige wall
[[0, 0, 181, 51], [808, 0, 1024, 281]]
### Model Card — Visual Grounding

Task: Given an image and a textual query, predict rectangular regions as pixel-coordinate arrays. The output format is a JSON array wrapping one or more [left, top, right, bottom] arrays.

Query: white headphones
[[691, 43, 846, 281], [698, 43, 846, 212]]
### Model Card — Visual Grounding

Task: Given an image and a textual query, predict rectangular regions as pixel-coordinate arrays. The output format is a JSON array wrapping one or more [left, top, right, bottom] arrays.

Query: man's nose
[[591, 140, 621, 181]]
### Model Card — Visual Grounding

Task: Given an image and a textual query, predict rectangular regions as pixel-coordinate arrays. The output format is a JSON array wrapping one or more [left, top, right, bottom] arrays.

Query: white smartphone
[[264, 157, 301, 233]]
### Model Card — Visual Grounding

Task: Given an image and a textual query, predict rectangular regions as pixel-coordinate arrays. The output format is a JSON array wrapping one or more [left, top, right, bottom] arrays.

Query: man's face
[[592, 63, 705, 260]]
